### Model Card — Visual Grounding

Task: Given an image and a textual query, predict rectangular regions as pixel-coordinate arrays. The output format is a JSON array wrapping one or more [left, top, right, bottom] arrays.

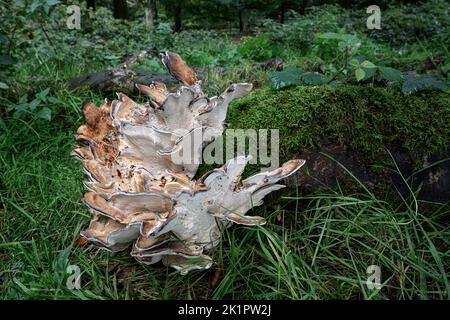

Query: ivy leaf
[[355, 68, 365, 81], [270, 67, 304, 90], [402, 74, 449, 94]]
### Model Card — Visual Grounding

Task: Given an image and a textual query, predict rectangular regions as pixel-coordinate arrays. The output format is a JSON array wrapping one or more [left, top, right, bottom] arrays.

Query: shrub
[[238, 34, 283, 62]]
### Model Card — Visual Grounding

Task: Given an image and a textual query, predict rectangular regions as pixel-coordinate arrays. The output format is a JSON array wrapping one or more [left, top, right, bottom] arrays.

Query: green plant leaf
[[29, 0, 41, 13], [46, 0, 61, 6], [300, 72, 328, 85], [0, 54, 17, 65], [0, 82, 8, 90], [47, 97, 64, 104], [27, 99, 41, 111], [270, 67, 304, 90], [52, 246, 71, 283], [355, 68, 365, 81], [315, 32, 342, 40], [362, 67, 376, 80], [361, 60, 376, 68], [238, 34, 283, 62], [378, 67, 403, 83], [36, 88, 50, 100], [402, 74, 449, 94], [349, 58, 360, 67], [0, 34, 8, 44], [36, 107, 52, 121]]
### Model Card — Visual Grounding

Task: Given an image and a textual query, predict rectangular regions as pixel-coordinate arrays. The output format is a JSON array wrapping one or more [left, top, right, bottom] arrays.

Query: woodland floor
[[0, 1, 449, 299]]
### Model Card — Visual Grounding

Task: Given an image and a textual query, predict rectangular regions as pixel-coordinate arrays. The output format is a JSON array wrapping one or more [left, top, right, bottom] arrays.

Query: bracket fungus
[[73, 51, 305, 274]]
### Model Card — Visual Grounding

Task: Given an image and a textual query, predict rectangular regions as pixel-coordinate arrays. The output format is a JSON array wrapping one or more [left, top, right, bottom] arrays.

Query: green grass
[[0, 110, 448, 299]]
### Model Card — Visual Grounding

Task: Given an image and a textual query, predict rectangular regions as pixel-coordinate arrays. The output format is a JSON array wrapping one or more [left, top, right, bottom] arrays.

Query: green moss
[[226, 85, 450, 169]]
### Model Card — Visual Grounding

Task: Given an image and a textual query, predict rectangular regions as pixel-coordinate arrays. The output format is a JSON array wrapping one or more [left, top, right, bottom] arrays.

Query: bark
[[65, 50, 180, 92], [174, 3, 182, 32], [86, 0, 96, 10], [280, 0, 286, 24], [238, 8, 249, 33], [66, 70, 178, 92], [113, 0, 128, 20], [153, 0, 158, 21], [285, 143, 450, 202], [252, 57, 285, 71], [300, 0, 308, 15], [144, 0, 154, 30], [66, 55, 280, 92]]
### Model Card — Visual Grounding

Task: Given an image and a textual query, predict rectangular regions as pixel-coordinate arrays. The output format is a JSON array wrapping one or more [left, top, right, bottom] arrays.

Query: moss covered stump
[[226, 85, 450, 201]]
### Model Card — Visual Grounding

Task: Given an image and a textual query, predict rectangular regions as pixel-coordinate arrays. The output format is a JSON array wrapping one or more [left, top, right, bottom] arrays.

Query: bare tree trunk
[[238, 8, 249, 33], [280, 0, 286, 24], [144, 0, 154, 30], [300, 0, 308, 15], [174, 2, 182, 32], [86, 0, 96, 10], [153, 0, 158, 21], [113, 0, 128, 20]]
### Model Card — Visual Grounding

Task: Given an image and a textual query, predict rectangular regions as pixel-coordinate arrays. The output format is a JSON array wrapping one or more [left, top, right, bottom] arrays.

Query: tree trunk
[[300, 0, 308, 15], [144, 0, 154, 30], [113, 0, 128, 20], [280, 0, 286, 24], [174, 3, 182, 32], [238, 8, 249, 33], [86, 0, 96, 10], [153, 0, 158, 21]]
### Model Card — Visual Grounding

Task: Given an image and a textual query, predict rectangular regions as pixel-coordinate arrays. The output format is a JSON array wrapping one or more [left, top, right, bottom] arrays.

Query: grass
[[210, 155, 449, 299], [0, 110, 448, 299]]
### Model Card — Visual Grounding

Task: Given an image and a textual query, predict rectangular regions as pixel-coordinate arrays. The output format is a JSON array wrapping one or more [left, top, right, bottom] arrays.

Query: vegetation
[[0, 0, 448, 300]]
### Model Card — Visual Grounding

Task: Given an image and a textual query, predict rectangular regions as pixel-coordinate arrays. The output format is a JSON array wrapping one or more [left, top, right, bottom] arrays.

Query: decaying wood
[[252, 57, 285, 71], [66, 50, 180, 92], [66, 70, 178, 92], [66, 51, 281, 92]]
